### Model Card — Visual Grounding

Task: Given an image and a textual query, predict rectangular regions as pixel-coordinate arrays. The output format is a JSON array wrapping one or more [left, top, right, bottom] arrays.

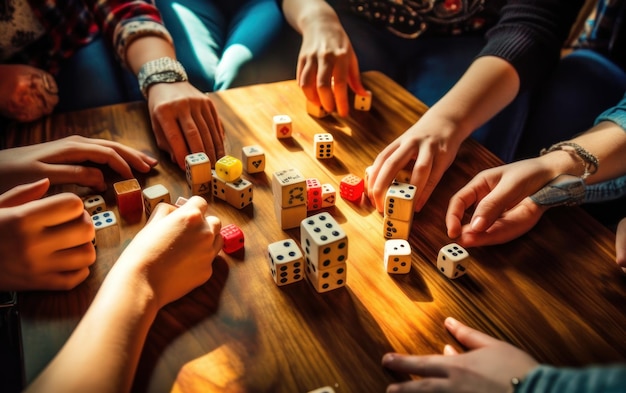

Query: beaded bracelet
[[540, 142, 599, 180]]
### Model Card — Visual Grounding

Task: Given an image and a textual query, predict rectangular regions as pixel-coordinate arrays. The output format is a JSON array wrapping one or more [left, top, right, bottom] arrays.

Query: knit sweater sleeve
[[594, 93, 626, 131], [517, 365, 626, 393], [478, 0, 585, 92]]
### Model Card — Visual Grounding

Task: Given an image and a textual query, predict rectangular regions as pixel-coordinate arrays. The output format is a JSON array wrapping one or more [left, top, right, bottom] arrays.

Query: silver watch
[[137, 57, 188, 98]]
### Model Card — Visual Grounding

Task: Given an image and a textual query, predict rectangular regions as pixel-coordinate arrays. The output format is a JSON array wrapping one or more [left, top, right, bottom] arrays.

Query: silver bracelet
[[540, 142, 599, 180], [137, 57, 188, 98]]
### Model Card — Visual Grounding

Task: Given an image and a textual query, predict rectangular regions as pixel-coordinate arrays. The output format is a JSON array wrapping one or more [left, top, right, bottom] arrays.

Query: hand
[[0, 135, 157, 194], [0, 179, 96, 291], [382, 317, 538, 393], [367, 115, 464, 214], [297, 15, 368, 117], [445, 159, 555, 247], [111, 196, 223, 308], [0, 65, 59, 122], [147, 82, 225, 170], [616, 217, 626, 273]]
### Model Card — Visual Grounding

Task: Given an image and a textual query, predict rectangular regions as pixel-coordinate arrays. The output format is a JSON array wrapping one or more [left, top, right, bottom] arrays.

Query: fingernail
[[443, 344, 456, 356], [445, 317, 458, 328], [621, 267, 626, 274], [470, 216, 486, 232], [381, 353, 395, 365]]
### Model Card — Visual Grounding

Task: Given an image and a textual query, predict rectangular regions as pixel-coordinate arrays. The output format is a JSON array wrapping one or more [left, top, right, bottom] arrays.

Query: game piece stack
[[272, 168, 307, 229], [220, 223, 245, 254], [267, 239, 304, 286], [384, 239, 412, 274], [212, 155, 253, 209], [241, 145, 265, 174], [142, 184, 171, 217], [301, 212, 348, 293], [437, 243, 471, 279], [185, 152, 212, 195], [339, 174, 364, 202], [383, 181, 416, 239]]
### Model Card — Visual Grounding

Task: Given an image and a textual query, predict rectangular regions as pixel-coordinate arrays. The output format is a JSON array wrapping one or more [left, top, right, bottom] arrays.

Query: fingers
[[23, 193, 87, 228], [47, 242, 96, 273], [444, 317, 500, 350], [331, 61, 350, 117], [0, 178, 50, 208], [615, 217, 626, 272], [381, 353, 448, 378], [40, 210, 96, 259]]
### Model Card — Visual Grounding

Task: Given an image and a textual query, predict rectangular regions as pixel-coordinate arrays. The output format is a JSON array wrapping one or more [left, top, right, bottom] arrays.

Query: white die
[[91, 211, 119, 247], [142, 184, 171, 217], [267, 239, 305, 286], [437, 243, 470, 279], [185, 152, 212, 185], [274, 204, 307, 230], [300, 212, 348, 270], [308, 387, 336, 393], [383, 216, 412, 240], [354, 90, 372, 111], [314, 133, 334, 159], [385, 181, 416, 221], [272, 168, 306, 208], [212, 169, 227, 200], [384, 239, 412, 274], [242, 145, 265, 173], [83, 195, 105, 216], [321, 184, 336, 208], [273, 114, 293, 138], [224, 178, 253, 209], [306, 261, 347, 293]]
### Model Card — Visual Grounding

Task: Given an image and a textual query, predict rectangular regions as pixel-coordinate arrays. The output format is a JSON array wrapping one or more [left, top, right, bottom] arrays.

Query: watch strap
[[137, 57, 188, 98]]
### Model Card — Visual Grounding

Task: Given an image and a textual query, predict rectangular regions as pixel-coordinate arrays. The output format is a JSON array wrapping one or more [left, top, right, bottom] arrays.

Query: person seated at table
[[445, 93, 626, 272], [382, 316, 626, 392], [22, 196, 223, 392], [156, 0, 299, 93], [278, 0, 595, 214], [0, 136, 157, 291], [0, 0, 225, 169]]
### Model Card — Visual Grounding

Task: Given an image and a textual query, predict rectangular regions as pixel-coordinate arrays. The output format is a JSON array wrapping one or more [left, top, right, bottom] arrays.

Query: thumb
[[0, 178, 50, 207], [445, 317, 502, 350]]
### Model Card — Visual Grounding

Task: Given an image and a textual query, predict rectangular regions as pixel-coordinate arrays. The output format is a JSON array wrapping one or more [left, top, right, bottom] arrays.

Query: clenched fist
[[0, 64, 59, 122]]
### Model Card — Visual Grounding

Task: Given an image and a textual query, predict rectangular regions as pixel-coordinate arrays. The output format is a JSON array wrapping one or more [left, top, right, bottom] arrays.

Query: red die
[[306, 178, 322, 211], [339, 174, 364, 202], [220, 223, 245, 254]]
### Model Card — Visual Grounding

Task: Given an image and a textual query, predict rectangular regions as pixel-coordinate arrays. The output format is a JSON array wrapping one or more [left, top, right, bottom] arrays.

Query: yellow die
[[215, 155, 243, 182]]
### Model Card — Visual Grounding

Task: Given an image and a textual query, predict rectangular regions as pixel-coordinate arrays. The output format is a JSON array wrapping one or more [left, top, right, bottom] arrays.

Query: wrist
[[137, 57, 188, 99]]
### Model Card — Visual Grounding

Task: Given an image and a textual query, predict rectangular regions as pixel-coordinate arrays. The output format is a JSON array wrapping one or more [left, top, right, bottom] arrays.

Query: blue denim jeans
[[55, 36, 141, 113], [156, 0, 297, 92]]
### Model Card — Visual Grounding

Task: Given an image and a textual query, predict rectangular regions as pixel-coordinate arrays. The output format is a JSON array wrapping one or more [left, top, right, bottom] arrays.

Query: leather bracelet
[[540, 142, 599, 180], [530, 174, 586, 207], [137, 57, 188, 99]]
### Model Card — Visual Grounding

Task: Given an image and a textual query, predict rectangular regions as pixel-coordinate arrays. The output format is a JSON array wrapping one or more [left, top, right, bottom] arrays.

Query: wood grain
[[4, 71, 625, 393]]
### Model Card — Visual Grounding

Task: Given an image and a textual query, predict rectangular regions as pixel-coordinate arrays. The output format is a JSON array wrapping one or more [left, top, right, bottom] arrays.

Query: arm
[[92, 0, 225, 169], [25, 196, 223, 392], [280, 0, 367, 117], [446, 112, 626, 247], [0, 135, 157, 194], [366, 0, 585, 213]]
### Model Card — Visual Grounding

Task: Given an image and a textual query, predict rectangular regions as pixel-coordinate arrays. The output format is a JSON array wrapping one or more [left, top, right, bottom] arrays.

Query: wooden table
[[4, 71, 626, 393]]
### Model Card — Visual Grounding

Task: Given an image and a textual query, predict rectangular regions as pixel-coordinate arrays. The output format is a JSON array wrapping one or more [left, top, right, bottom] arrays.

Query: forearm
[[281, 0, 339, 35], [424, 56, 520, 142], [26, 271, 158, 392], [125, 36, 178, 76]]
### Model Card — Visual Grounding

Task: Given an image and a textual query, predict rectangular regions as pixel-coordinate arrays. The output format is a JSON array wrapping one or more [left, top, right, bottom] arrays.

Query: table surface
[[4, 71, 626, 393]]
